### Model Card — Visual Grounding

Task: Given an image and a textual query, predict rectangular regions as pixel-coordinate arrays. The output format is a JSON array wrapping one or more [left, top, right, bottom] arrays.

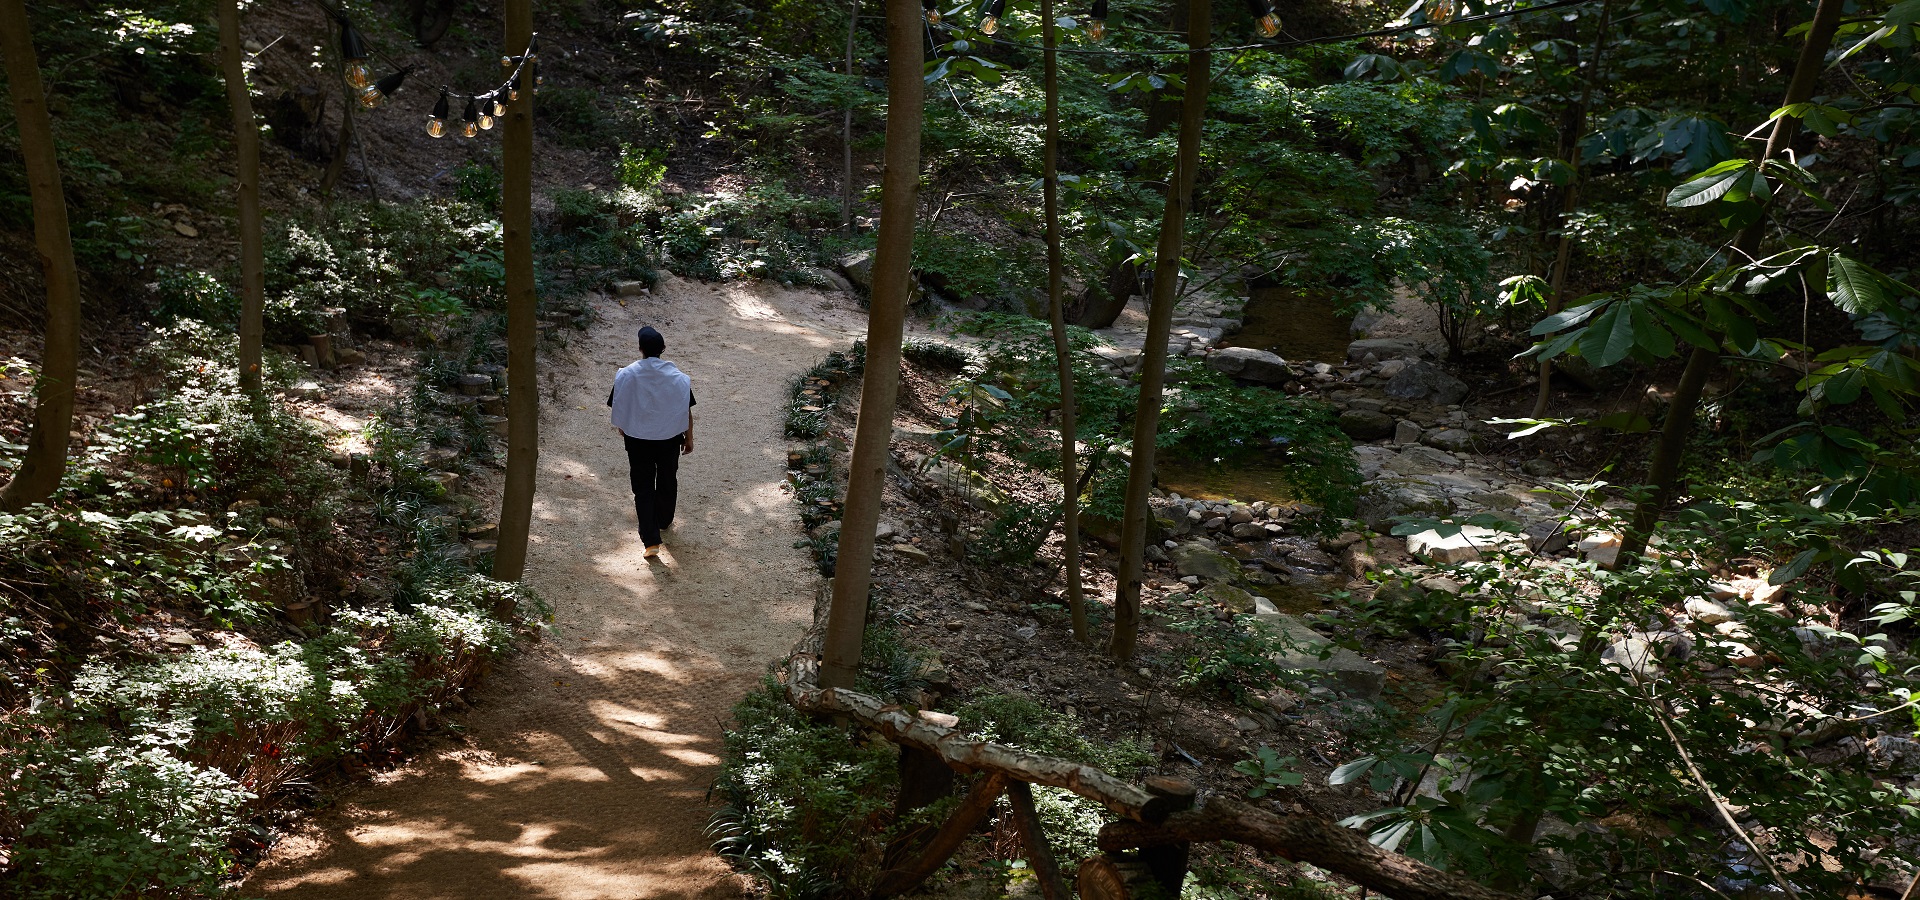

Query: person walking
[[609, 326, 694, 558]]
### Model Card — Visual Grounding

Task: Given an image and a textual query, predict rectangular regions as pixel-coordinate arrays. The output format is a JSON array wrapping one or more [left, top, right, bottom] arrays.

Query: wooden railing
[[781, 630, 1520, 900]]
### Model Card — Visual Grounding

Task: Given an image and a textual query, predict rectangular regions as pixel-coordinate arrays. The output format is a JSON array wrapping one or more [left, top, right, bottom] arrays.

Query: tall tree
[[1110, 0, 1210, 660], [1041, 0, 1089, 642], [819, 0, 925, 690], [1618, 0, 1846, 561], [492, 1, 540, 597], [215, 0, 266, 397], [0, 0, 81, 513]]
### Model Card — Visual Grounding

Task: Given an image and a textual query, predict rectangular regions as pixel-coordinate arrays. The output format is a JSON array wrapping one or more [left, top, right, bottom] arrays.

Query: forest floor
[[244, 276, 871, 899]]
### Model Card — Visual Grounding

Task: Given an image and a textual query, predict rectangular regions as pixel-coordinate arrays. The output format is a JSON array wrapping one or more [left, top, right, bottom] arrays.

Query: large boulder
[[1169, 542, 1240, 581], [1257, 612, 1387, 699], [1384, 360, 1469, 406], [1406, 525, 1516, 564], [1208, 347, 1290, 383], [1380, 445, 1461, 476], [1347, 337, 1422, 362], [1355, 481, 1454, 532], [1337, 409, 1396, 440], [1422, 428, 1475, 453], [838, 251, 874, 291]]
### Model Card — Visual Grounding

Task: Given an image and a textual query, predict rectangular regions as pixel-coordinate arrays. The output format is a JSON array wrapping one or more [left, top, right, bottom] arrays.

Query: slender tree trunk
[[1532, 0, 1613, 417], [1110, 0, 1209, 660], [1618, 0, 1844, 562], [0, 0, 81, 513], [819, 0, 924, 689], [843, 0, 859, 234], [492, 2, 539, 597], [216, 0, 266, 397], [1041, 0, 1088, 642]]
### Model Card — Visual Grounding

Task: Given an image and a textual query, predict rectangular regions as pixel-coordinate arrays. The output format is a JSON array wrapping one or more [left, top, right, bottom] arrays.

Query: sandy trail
[[247, 276, 867, 899]]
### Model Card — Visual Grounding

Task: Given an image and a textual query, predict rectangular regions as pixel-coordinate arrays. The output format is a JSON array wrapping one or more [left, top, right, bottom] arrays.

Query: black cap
[[639, 326, 666, 357]]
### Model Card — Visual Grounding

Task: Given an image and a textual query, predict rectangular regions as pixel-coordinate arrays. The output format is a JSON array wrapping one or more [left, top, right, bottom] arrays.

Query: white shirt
[[610, 358, 692, 440]]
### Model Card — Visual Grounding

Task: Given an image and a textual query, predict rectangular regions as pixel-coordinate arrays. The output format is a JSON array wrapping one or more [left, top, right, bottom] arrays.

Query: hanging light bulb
[[1255, 0, 1281, 37], [477, 93, 496, 130], [981, 0, 1006, 33], [358, 68, 409, 110], [461, 98, 480, 138], [1087, 0, 1108, 40], [339, 20, 373, 90], [507, 74, 522, 102], [427, 90, 450, 138], [489, 92, 507, 117], [923, 0, 942, 24]]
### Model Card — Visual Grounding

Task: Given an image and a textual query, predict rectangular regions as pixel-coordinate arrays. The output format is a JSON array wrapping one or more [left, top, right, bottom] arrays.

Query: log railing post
[[873, 772, 1008, 897], [1140, 775, 1196, 894], [1005, 781, 1071, 900]]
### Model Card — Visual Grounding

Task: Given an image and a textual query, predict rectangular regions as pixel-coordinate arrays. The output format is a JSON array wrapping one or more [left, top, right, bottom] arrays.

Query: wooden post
[[1139, 775, 1195, 893], [820, 0, 924, 689], [0, 0, 82, 513], [1111, 0, 1210, 660], [881, 744, 957, 870], [492, 4, 539, 594], [1005, 781, 1072, 900], [215, 0, 266, 397], [873, 772, 1007, 897]]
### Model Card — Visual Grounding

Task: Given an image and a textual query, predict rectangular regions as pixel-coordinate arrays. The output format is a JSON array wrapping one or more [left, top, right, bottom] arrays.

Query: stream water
[[1217, 286, 1355, 364]]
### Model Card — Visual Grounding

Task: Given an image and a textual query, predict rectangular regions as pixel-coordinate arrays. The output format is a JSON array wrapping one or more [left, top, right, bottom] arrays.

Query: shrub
[[711, 680, 898, 897], [954, 695, 1153, 862]]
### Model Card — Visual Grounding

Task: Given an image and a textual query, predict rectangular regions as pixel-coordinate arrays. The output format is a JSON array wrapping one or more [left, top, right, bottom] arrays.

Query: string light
[[1087, 0, 1108, 41], [461, 97, 480, 138], [339, 20, 374, 89], [427, 90, 449, 137], [358, 68, 408, 109], [489, 92, 507, 117], [477, 93, 496, 130], [924, 0, 943, 25], [1253, 0, 1282, 37], [981, 0, 1006, 34]]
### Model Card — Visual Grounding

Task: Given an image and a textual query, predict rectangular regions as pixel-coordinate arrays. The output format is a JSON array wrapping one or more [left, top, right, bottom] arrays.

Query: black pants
[[623, 433, 683, 548]]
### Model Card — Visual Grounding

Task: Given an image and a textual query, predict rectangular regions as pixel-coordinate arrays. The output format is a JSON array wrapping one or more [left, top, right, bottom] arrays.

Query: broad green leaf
[[1770, 549, 1820, 585], [1330, 756, 1380, 785], [1577, 305, 1620, 362], [1531, 296, 1610, 335], [1829, 253, 1890, 314], [1666, 163, 1750, 208], [1650, 304, 1717, 350], [1633, 306, 1676, 358], [1596, 301, 1638, 366]]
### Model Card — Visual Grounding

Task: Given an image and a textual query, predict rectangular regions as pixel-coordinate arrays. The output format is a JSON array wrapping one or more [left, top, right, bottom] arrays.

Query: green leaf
[[1666, 162, 1751, 207], [1829, 253, 1890, 314], [1530, 296, 1610, 335], [1633, 306, 1676, 358], [1596, 301, 1638, 367], [1650, 304, 1717, 350], [1330, 756, 1379, 785], [1770, 548, 1820, 585], [1576, 305, 1619, 362]]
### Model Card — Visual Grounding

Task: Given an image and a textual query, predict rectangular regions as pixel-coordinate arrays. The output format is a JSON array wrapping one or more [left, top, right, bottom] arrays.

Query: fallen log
[[1098, 797, 1522, 900]]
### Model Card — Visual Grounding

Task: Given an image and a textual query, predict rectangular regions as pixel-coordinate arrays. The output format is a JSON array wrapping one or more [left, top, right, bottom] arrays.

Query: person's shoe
[[644, 544, 662, 558]]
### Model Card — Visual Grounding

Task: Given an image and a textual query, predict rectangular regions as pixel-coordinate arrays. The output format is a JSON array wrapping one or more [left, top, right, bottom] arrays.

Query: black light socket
[[339, 19, 370, 60], [373, 68, 408, 97]]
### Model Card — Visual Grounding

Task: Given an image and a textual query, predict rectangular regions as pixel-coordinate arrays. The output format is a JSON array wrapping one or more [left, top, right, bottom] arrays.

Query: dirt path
[[247, 276, 868, 899]]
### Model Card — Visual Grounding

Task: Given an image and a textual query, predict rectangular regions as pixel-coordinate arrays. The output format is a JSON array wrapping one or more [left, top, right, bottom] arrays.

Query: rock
[[1406, 525, 1511, 564], [284, 381, 323, 400], [457, 374, 493, 396], [893, 545, 932, 563], [1377, 358, 1410, 378], [1288, 548, 1335, 568], [1169, 542, 1240, 581], [1262, 689, 1299, 714], [1416, 575, 1462, 595], [1576, 531, 1622, 567], [801, 267, 854, 293], [1257, 613, 1387, 699], [1207, 347, 1290, 383], [335, 348, 366, 366], [613, 280, 650, 298], [1373, 582, 1427, 607], [1230, 521, 1267, 539], [1422, 428, 1475, 453], [1347, 337, 1422, 362], [1383, 445, 1461, 476], [922, 460, 1009, 513], [173, 221, 199, 237], [1253, 596, 1281, 616], [1355, 482, 1454, 532], [809, 520, 843, 541], [1523, 520, 1569, 554], [1233, 716, 1263, 732], [1209, 584, 1259, 613], [839, 250, 875, 290], [1393, 419, 1423, 444], [1601, 637, 1661, 680], [1092, 345, 1143, 369], [1521, 457, 1557, 477], [1684, 597, 1734, 625], [1337, 409, 1396, 440], [1384, 361, 1469, 406]]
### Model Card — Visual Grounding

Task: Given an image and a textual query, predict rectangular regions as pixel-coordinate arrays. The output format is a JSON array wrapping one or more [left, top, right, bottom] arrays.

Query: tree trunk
[[1618, 0, 1845, 562], [1532, 0, 1613, 417], [0, 0, 81, 513], [1041, 0, 1088, 643], [1110, 0, 1209, 660], [492, 2, 539, 596], [819, 0, 923, 689], [842, 0, 859, 235], [216, 0, 266, 398]]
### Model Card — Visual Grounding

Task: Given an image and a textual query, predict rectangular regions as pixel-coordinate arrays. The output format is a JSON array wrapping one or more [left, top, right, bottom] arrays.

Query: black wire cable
[[949, 0, 1599, 56], [309, 0, 535, 102]]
